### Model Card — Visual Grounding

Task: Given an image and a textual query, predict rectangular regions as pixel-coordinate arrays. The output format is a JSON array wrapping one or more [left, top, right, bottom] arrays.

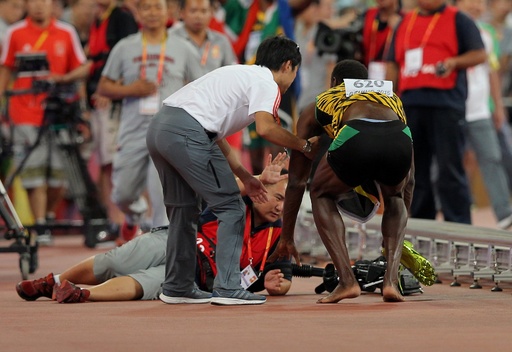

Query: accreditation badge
[[368, 61, 387, 80], [241, 264, 259, 289], [404, 47, 423, 75], [139, 90, 160, 115]]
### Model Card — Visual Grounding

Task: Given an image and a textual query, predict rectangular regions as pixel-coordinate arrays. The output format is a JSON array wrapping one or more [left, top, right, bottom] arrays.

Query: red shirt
[[393, 6, 458, 93], [197, 206, 282, 274], [362, 8, 397, 66], [1, 18, 86, 126]]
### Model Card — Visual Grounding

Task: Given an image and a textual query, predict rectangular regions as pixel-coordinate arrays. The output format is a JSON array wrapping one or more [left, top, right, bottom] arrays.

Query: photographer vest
[[362, 8, 394, 66], [196, 204, 282, 291], [393, 5, 458, 93]]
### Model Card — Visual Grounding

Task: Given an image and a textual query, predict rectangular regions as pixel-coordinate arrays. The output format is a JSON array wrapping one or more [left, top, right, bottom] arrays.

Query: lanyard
[[246, 213, 274, 272], [141, 34, 166, 85], [100, 5, 115, 22], [404, 9, 441, 50], [369, 18, 393, 62], [33, 30, 49, 51], [200, 41, 211, 66]]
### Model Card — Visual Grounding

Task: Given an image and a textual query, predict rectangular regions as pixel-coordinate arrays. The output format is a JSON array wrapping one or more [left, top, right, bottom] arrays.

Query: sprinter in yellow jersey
[[270, 59, 416, 303]]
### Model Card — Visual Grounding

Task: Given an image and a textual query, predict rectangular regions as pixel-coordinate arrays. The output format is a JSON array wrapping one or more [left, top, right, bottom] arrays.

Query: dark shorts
[[327, 119, 412, 187]]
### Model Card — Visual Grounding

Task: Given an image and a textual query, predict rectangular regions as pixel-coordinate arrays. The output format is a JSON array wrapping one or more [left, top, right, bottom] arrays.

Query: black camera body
[[12, 53, 82, 127], [41, 81, 82, 127], [314, 17, 363, 60], [14, 52, 49, 78]]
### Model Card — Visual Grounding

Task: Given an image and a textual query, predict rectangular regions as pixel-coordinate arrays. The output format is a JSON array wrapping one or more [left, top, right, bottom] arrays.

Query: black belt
[[204, 129, 217, 140]]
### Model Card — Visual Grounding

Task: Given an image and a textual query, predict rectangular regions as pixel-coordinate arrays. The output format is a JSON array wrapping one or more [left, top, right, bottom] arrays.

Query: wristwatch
[[302, 139, 312, 153]]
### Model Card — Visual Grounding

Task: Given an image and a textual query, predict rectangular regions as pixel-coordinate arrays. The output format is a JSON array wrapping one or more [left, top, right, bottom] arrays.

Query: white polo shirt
[[466, 24, 494, 122], [162, 64, 281, 140]]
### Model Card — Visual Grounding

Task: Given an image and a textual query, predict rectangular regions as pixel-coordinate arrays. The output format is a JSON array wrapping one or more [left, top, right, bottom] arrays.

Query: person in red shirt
[[360, 0, 402, 80], [0, 0, 90, 241], [16, 153, 292, 303], [386, 0, 487, 224]]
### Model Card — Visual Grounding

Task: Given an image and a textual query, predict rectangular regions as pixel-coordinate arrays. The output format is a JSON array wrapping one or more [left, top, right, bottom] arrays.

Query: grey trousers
[[111, 145, 167, 227], [466, 118, 512, 221], [146, 106, 245, 294]]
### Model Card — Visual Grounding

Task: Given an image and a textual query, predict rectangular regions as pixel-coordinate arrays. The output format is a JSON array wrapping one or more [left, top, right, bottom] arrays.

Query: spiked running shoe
[[55, 280, 90, 303], [159, 288, 212, 304], [211, 289, 266, 306], [16, 273, 55, 301], [394, 240, 437, 286]]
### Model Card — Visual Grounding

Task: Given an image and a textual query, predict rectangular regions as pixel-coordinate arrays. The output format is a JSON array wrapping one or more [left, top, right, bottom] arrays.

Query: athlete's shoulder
[[317, 84, 346, 103]]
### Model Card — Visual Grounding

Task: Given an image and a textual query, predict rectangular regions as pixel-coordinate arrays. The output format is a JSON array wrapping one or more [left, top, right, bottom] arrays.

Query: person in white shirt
[[456, 0, 512, 229], [146, 35, 319, 305]]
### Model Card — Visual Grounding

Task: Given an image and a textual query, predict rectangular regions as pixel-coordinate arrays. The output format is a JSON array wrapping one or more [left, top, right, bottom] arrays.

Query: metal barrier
[[358, 215, 512, 291], [295, 190, 512, 291]]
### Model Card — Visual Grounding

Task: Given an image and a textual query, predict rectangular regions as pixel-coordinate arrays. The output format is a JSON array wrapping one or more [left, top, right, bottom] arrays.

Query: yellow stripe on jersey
[[315, 83, 407, 139]]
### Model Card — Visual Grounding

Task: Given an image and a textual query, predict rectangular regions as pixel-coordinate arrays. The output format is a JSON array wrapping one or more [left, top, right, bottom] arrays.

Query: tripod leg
[[54, 128, 109, 248]]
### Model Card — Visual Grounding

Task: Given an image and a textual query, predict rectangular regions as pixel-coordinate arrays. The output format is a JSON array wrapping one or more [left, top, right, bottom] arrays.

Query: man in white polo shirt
[[146, 35, 319, 305]]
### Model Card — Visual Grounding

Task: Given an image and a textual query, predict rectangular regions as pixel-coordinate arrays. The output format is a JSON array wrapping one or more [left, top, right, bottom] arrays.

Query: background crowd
[[2, 0, 512, 255]]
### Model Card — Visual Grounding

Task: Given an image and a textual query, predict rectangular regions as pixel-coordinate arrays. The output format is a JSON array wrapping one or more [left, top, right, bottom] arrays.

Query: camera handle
[[291, 263, 339, 294]]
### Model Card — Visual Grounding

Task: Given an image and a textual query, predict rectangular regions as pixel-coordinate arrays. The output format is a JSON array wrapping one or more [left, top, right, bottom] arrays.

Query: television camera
[[314, 15, 364, 60], [12, 52, 83, 127], [292, 257, 423, 296], [2, 52, 109, 249]]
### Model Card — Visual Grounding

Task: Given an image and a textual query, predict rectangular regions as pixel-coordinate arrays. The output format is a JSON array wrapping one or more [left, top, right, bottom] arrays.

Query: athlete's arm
[[268, 102, 323, 264]]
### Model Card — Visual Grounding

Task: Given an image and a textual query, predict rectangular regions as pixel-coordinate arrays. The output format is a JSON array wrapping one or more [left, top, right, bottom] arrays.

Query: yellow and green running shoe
[[384, 240, 437, 286]]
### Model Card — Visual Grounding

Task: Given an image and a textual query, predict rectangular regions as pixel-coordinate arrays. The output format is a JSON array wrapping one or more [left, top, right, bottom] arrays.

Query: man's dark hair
[[331, 59, 368, 82], [255, 36, 302, 71]]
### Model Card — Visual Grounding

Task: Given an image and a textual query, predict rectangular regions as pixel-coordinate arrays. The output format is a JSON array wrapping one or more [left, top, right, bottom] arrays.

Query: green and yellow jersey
[[315, 83, 407, 140]]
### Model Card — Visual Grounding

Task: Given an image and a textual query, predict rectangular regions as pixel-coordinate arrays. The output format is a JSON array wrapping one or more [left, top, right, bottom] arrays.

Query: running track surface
[[1, 207, 512, 352]]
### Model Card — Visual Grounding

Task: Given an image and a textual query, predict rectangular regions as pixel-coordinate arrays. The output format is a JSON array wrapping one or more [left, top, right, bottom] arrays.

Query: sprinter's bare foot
[[317, 284, 361, 303], [382, 284, 404, 302]]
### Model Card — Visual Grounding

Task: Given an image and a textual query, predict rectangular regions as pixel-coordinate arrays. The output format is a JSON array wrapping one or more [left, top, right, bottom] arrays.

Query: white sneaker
[[159, 289, 212, 304], [497, 214, 512, 230], [211, 289, 266, 305]]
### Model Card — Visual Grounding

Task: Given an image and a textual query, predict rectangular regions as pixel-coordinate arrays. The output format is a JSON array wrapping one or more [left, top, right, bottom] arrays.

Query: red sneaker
[[119, 221, 140, 243], [16, 273, 55, 301], [55, 280, 90, 303]]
